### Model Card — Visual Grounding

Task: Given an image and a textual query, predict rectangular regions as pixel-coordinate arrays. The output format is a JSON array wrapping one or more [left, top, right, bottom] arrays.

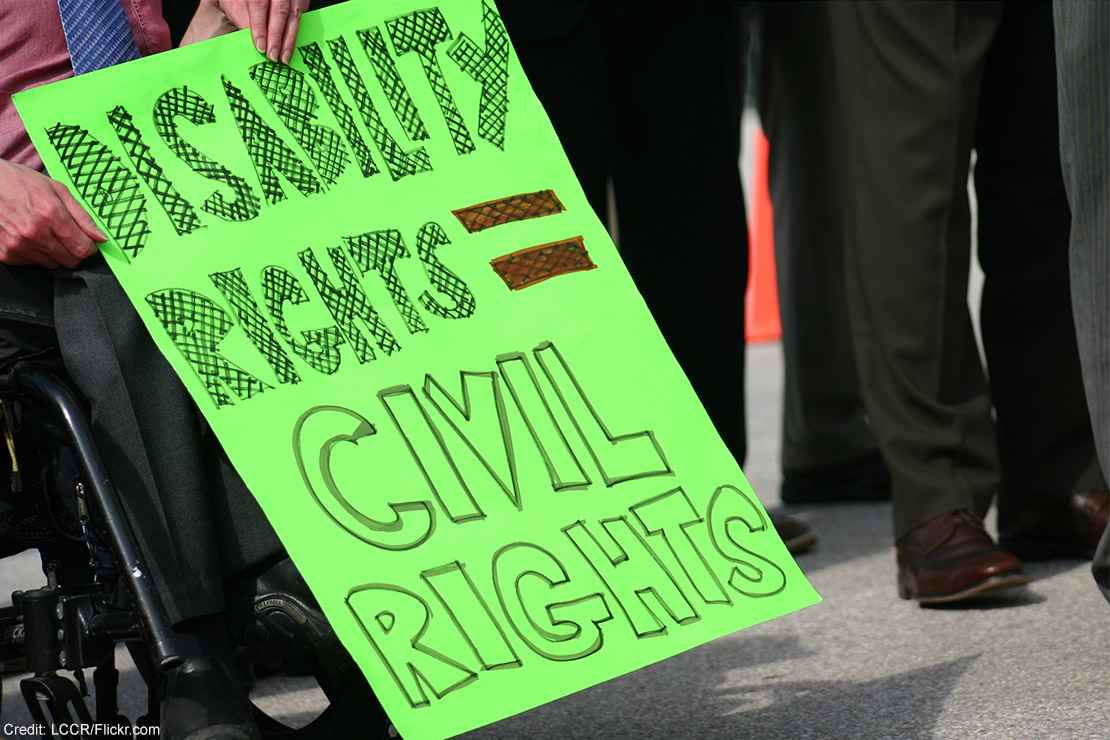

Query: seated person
[[0, 2, 312, 739]]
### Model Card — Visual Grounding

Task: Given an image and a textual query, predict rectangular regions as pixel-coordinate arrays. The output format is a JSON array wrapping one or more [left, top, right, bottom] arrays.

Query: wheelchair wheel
[[243, 589, 394, 739]]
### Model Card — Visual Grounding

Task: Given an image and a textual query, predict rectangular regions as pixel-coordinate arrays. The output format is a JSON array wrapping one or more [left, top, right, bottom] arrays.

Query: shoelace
[[915, 510, 989, 557]]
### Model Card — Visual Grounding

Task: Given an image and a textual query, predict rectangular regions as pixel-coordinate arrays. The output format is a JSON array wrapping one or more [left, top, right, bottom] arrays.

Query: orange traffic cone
[[744, 127, 782, 343]]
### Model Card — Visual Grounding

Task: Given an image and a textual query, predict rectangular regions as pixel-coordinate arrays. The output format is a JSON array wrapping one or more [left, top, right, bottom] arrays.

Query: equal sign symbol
[[451, 189, 598, 291]]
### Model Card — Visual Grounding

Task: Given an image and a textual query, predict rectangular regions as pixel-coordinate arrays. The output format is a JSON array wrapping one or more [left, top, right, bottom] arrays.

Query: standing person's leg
[[1053, 1, 1110, 600], [603, 3, 814, 554], [974, 1, 1107, 560], [606, 1, 748, 468], [759, 2, 890, 505], [510, 1, 815, 554], [831, 1, 1024, 601], [503, 4, 609, 222]]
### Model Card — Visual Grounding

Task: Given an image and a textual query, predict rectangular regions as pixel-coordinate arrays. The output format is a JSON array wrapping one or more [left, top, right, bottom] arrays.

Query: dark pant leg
[[975, 1, 1104, 534], [760, 2, 879, 474], [1053, 1, 1110, 601], [606, 2, 749, 467], [832, 1, 1002, 538], [507, 7, 610, 223], [53, 261, 282, 626]]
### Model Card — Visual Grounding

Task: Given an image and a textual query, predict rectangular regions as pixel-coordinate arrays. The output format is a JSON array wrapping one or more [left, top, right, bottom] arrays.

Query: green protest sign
[[15, 1, 820, 736]]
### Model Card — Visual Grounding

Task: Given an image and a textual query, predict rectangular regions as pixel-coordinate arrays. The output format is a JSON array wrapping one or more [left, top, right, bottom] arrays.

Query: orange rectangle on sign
[[453, 189, 565, 232], [490, 237, 596, 290]]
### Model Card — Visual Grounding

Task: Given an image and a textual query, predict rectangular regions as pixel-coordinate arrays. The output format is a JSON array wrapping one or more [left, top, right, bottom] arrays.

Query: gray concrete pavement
[[3, 342, 1109, 739]]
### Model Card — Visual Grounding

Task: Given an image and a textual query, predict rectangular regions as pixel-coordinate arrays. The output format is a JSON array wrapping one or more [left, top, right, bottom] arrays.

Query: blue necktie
[[56, 0, 141, 76]]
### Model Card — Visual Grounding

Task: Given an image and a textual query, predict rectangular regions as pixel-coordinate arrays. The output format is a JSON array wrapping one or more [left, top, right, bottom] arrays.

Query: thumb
[[52, 181, 107, 243]]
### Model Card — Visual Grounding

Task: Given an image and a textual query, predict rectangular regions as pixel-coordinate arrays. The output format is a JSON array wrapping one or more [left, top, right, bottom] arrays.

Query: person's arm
[[181, 0, 312, 64], [0, 0, 312, 270], [0, 160, 106, 269]]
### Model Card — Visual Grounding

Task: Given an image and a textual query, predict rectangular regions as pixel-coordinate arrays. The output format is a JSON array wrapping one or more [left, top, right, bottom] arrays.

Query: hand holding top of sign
[[0, 160, 106, 269], [183, 0, 312, 64]]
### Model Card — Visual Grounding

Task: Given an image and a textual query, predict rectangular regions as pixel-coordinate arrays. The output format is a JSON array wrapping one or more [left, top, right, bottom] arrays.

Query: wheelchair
[[0, 359, 392, 738]]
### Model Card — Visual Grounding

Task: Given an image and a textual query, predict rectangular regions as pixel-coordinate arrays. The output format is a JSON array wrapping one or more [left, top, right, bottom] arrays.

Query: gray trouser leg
[[759, 2, 879, 475], [831, 2, 1002, 538], [54, 260, 282, 625], [1054, 0, 1110, 602]]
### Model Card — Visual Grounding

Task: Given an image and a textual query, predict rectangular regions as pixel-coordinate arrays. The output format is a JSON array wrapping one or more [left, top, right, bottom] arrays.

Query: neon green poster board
[[15, 1, 820, 737]]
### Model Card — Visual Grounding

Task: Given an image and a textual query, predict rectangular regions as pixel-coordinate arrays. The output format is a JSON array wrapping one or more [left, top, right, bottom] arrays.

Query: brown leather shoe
[[771, 512, 817, 555], [897, 510, 1029, 604], [1000, 489, 1110, 561]]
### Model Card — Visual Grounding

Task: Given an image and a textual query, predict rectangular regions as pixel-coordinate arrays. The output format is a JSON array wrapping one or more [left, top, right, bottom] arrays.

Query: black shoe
[[781, 451, 891, 505], [771, 512, 817, 555], [160, 656, 260, 740], [238, 558, 396, 739], [1000, 489, 1110, 561], [243, 557, 332, 677]]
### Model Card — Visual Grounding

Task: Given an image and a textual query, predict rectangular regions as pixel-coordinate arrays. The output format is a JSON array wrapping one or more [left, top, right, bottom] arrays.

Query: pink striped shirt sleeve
[[0, 0, 172, 170]]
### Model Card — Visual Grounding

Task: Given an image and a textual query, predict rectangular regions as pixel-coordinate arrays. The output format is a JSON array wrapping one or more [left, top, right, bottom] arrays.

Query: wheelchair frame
[[0, 362, 189, 732]]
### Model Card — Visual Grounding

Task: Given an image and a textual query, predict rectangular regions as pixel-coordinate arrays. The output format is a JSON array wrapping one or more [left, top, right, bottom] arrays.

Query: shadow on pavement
[[466, 633, 974, 740], [921, 588, 1045, 611], [467, 634, 819, 739], [779, 502, 894, 577], [706, 655, 977, 740], [1023, 557, 1089, 581]]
